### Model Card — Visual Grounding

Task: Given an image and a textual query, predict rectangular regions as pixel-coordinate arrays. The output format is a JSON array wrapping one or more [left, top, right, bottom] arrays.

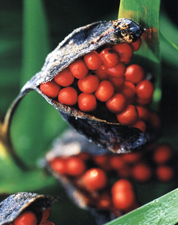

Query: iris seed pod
[[45, 129, 120, 224], [11, 18, 145, 154], [0, 192, 57, 225]]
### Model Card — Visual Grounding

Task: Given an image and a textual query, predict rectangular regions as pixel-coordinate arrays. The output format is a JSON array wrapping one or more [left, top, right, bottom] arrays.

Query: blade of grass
[[105, 188, 178, 225], [160, 32, 178, 51], [160, 11, 178, 66], [118, 0, 161, 109]]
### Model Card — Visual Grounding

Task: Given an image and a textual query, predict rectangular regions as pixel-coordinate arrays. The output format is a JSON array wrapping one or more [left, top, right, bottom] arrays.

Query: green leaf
[[0, 0, 68, 194], [160, 32, 178, 52], [0, 150, 56, 193], [160, 11, 178, 66], [105, 188, 178, 225], [118, 0, 161, 109], [10, 0, 68, 166], [0, 6, 22, 117]]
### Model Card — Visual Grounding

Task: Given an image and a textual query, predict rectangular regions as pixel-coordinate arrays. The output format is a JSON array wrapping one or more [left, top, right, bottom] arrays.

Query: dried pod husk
[[19, 18, 146, 154], [46, 129, 111, 158], [0, 192, 58, 225]]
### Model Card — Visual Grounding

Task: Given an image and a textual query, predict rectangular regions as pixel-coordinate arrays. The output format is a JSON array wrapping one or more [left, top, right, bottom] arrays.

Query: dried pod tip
[[114, 18, 144, 43]]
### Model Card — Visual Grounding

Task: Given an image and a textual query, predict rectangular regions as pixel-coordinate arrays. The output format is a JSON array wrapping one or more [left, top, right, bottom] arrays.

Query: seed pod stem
[[0, 89, 31, 170]]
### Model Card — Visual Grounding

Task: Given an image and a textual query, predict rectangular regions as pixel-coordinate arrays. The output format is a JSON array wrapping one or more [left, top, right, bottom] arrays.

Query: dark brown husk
[[0, 192, 57, 225]]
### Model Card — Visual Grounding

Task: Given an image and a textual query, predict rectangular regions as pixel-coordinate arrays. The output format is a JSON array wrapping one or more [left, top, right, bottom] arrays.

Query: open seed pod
[[16, 18, 148, 154], [45, 129, 121, 224], [0, 192, 58, 225], [45, 129, 143, 224]]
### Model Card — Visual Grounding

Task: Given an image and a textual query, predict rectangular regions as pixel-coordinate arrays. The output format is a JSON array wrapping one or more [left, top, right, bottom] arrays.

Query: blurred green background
[[0, 0, 178, 224]]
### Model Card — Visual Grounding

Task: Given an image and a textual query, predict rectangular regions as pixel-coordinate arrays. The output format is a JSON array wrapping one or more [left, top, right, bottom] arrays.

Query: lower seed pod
[[45, 129, 122, 223], [45, 129, 177, 224], [0, 192, 58, 225]]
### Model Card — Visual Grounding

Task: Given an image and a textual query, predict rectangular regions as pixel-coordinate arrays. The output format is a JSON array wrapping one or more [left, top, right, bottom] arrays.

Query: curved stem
[[0, 89, 31, 170], [3, 91, 27, 135]]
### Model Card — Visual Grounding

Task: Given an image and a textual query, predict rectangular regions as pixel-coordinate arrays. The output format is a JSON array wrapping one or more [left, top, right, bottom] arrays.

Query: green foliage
[[0, 155, 55, 193], [105, 188, 178, 225], [11, 0, 68, 165], [0, 0, 67, 198]]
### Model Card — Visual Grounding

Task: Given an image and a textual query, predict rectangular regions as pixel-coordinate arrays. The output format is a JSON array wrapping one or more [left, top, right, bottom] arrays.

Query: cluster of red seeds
[[49, 143, 175, 216], [8, 208, 53, 225], [40, 38, 159, 132]]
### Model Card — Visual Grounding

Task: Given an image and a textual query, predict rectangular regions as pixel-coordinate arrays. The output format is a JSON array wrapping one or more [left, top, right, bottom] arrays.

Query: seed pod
[[45, 130, 110, 208], [17, 18, 145, 154], [45, 129, 120, 224], [0, 192, 57, 225]]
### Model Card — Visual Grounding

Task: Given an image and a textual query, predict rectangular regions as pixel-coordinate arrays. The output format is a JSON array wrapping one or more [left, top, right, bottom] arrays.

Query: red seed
[[78, 93, 97, 112], [136, 80, 154, 100], [111, 179, 133, 195], [153, 143, 173, 164], [118, 165, 131, 178], [93, 154, 111, 171], [40, 208, 51, 223], [78, 74, 99, 93], [69, 59, 88, 79], [109, 155, 125, 171], [93, 154, 108, 167], [65, 156, 86, 176], [95, 80, 115, 102], [120, 81, 136, 104], [54, 68, 74, 87], [106, 93, 127, 114], [100, 48, 120, 68], [125, 64, 145, 84], [50, 157, 66, 175], [112, 43, 133, 64], [136, 105, 150, 121], [82, 168, 107, 191], [58, 87, 78, 105], [95, 65, 109, 80], [106, 62, 126, 78], [78, 152, 91, 161], [130, 38, 142, 51], [132, 120, 146, 132], [108, 76, 125, 91], [156, 165, 174, 182], [112, 188, 135, 210], [40, 81, 60, 98], [97, 193, 111, 209], [54, 68, 74, 86], [136, 96, 153, 105], [84, 51, 102, 70], [132, 163, 152, 182], [14, 211, 37, 225], [149, 111, 161, 129], [116, 105, 138, 125], [121, 152, 141, 163]]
